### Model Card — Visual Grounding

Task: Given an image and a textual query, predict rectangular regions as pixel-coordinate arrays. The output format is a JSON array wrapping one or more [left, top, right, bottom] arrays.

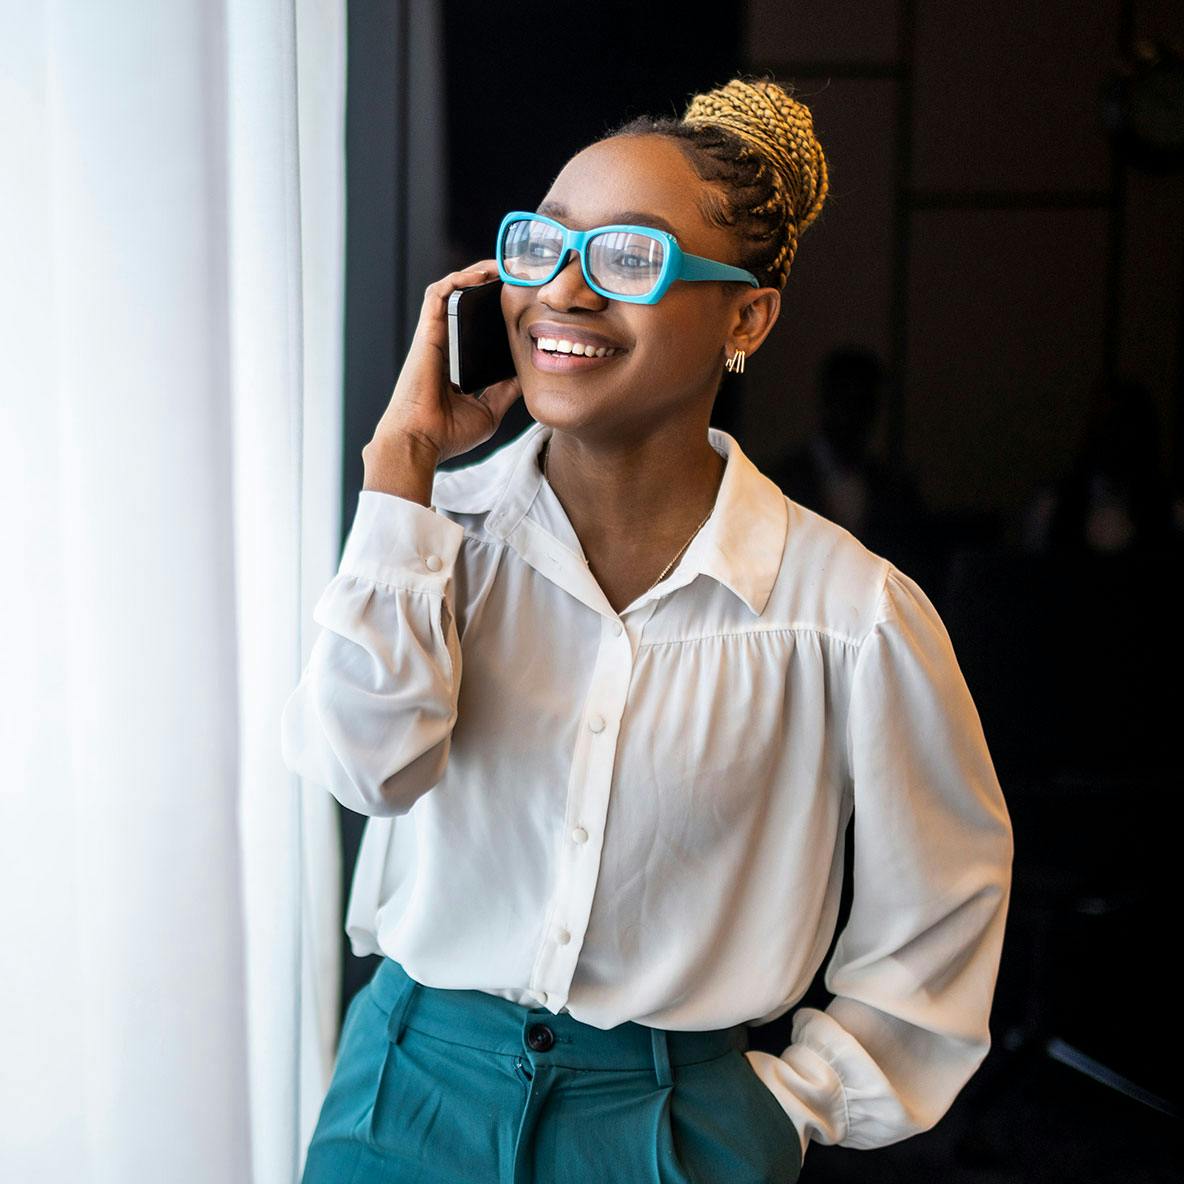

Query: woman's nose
[[537, 249, 604, 308]]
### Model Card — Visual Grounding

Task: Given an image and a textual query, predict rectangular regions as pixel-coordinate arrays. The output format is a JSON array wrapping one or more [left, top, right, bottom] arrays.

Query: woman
[[282, 75, 1014, 1184]]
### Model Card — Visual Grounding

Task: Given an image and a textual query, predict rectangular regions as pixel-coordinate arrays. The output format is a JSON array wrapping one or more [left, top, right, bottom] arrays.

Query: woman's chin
[[521, 385, 596, 422]]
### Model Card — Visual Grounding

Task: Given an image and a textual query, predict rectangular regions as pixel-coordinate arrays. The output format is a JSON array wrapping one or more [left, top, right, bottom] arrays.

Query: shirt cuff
[[338, 490, 466, 594], [744, 1044, 848, 1164]]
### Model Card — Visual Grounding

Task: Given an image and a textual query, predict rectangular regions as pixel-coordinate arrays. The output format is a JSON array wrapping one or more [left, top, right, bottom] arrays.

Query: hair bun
[[682, 76, 829, 278]]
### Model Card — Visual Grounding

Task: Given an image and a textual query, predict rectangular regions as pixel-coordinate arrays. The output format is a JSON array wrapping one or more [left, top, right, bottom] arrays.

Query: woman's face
[[500, 134, 779, 442]]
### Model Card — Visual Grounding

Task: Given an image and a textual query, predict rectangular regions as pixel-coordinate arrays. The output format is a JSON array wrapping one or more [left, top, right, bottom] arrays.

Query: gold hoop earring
[[725, 348, 746, 374]]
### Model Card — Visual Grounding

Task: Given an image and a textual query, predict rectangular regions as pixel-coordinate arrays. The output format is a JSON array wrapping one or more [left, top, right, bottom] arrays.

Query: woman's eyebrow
[[535, 201, 678, 236]]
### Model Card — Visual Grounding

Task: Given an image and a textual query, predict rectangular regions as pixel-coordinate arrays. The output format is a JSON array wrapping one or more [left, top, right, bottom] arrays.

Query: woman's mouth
[[530, 336, 628, 373]]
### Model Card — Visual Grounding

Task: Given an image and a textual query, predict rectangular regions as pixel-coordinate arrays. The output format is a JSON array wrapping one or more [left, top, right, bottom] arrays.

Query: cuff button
[[424, 554, 443, 571]]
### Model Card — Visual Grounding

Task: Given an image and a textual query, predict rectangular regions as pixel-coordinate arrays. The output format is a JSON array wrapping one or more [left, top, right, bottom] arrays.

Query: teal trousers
[[301, 957, 803, 1184]]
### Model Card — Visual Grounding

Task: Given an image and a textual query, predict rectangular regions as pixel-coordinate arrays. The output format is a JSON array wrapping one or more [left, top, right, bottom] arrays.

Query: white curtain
[[0, 2, 346, 1181]]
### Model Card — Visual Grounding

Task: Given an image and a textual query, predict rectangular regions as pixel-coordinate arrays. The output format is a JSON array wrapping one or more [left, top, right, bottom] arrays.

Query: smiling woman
[[290, 70, 1014, 1184], [496, 74, 829, 611]]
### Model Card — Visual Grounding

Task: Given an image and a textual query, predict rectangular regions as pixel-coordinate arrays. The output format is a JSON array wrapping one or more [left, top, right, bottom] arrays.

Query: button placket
[[529, 614, 635, 1012]]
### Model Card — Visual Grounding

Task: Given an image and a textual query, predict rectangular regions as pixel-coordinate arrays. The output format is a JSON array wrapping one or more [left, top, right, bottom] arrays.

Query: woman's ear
[[731, 287, 781, 358]]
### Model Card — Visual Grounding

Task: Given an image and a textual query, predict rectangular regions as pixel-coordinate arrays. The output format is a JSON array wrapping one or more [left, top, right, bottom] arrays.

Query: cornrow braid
[[599, 72, 829, 293]]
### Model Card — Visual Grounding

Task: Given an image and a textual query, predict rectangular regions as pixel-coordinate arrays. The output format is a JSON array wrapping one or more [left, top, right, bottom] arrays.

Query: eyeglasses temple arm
[[678, 253, 761, 286]]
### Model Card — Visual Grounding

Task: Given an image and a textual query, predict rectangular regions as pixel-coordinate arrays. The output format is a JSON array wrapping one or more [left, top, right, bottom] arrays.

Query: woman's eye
[[613, 253, 657, 271]]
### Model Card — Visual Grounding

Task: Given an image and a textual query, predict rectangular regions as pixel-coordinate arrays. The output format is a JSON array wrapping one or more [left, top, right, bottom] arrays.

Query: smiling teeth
[[536, 337, 623, 357]]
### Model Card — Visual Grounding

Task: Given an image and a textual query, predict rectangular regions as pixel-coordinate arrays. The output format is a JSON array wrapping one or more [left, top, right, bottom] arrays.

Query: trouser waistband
[[366, 957, 750, 1088]]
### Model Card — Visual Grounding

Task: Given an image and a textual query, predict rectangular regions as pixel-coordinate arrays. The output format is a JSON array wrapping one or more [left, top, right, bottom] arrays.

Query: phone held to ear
[[448, 277, 517, 395]]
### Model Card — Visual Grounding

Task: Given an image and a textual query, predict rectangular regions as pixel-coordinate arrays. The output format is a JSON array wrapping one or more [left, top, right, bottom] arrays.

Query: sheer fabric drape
[[0, 2, 346, 1180]]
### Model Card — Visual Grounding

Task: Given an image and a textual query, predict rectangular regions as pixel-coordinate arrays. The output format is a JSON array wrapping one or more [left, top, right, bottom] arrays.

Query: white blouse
[[280, 420, 1014, 1162]]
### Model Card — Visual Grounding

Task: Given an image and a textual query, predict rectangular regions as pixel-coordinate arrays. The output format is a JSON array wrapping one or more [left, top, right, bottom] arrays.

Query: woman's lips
[[530, 338, 628, 373]]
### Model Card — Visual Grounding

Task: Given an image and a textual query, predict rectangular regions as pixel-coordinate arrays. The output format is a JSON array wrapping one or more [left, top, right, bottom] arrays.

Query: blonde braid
[[682, 78, 828, 290]]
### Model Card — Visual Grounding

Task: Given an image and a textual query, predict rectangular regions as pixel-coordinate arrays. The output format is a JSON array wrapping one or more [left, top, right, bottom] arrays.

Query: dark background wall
[[738, 0, 1182, 523]]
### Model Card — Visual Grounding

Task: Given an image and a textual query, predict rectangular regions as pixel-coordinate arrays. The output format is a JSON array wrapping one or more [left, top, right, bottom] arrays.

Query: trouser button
[[526, 1023, 555, 1051]]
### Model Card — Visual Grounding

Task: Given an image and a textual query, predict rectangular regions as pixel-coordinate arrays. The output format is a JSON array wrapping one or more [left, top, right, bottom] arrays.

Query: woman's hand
[[367, 259, 523, 465]]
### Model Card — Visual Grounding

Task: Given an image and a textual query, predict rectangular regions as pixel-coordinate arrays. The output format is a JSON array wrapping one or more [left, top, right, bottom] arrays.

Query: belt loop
[[650, 1026, 673, 1089], [385, 972, 420, 1046]]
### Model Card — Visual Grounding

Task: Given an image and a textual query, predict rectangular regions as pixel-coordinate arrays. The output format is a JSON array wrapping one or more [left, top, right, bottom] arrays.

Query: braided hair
[[598, 73, 829, 294]]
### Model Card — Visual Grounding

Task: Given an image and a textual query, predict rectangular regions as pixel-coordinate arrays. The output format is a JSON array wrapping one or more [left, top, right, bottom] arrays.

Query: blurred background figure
[[766, 345, 935, 583], [1020, 375, 1177, 557]]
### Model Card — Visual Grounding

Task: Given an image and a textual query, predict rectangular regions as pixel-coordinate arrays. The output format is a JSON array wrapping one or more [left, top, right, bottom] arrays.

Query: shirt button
[[556, 928, 570, 945], [424, 554, 443, 571], [613, 622, 624, 636], [588, 713, 605, 733], [571, 827, 588, 844]]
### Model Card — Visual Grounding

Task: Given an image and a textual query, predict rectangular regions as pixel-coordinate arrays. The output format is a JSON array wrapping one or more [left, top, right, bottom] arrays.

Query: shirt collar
[[433, 420, 789, 617]]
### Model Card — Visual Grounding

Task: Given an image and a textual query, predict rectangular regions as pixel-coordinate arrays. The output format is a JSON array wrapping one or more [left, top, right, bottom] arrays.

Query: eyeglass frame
[[495, 210, 761, 305]]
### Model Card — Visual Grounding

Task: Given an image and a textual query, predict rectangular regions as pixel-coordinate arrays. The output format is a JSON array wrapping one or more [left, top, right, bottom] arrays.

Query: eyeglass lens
[[501, 218, 665, 297]]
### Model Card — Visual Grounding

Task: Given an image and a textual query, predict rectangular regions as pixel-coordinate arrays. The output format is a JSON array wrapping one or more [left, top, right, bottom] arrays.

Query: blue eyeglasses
[[495, 210, 760, 305]]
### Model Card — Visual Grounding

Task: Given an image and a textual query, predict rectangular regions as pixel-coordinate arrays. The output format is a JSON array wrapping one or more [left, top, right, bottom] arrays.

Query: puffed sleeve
[[745, 563, 1014, 1161], [280, 491, 467, 817]]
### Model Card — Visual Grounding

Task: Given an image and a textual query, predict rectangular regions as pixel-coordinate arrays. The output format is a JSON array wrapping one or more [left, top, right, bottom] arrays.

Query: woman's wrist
[[361, 433, 440, 505]]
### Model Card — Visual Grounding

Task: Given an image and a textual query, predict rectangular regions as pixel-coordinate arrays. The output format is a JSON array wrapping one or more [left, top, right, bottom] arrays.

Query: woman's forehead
[[534, 198, 680, 236], [542, 136, 711, 241]]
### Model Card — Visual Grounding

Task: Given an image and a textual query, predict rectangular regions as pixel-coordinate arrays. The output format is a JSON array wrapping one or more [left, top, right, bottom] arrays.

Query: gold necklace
[[542, 439, 715, 597]]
